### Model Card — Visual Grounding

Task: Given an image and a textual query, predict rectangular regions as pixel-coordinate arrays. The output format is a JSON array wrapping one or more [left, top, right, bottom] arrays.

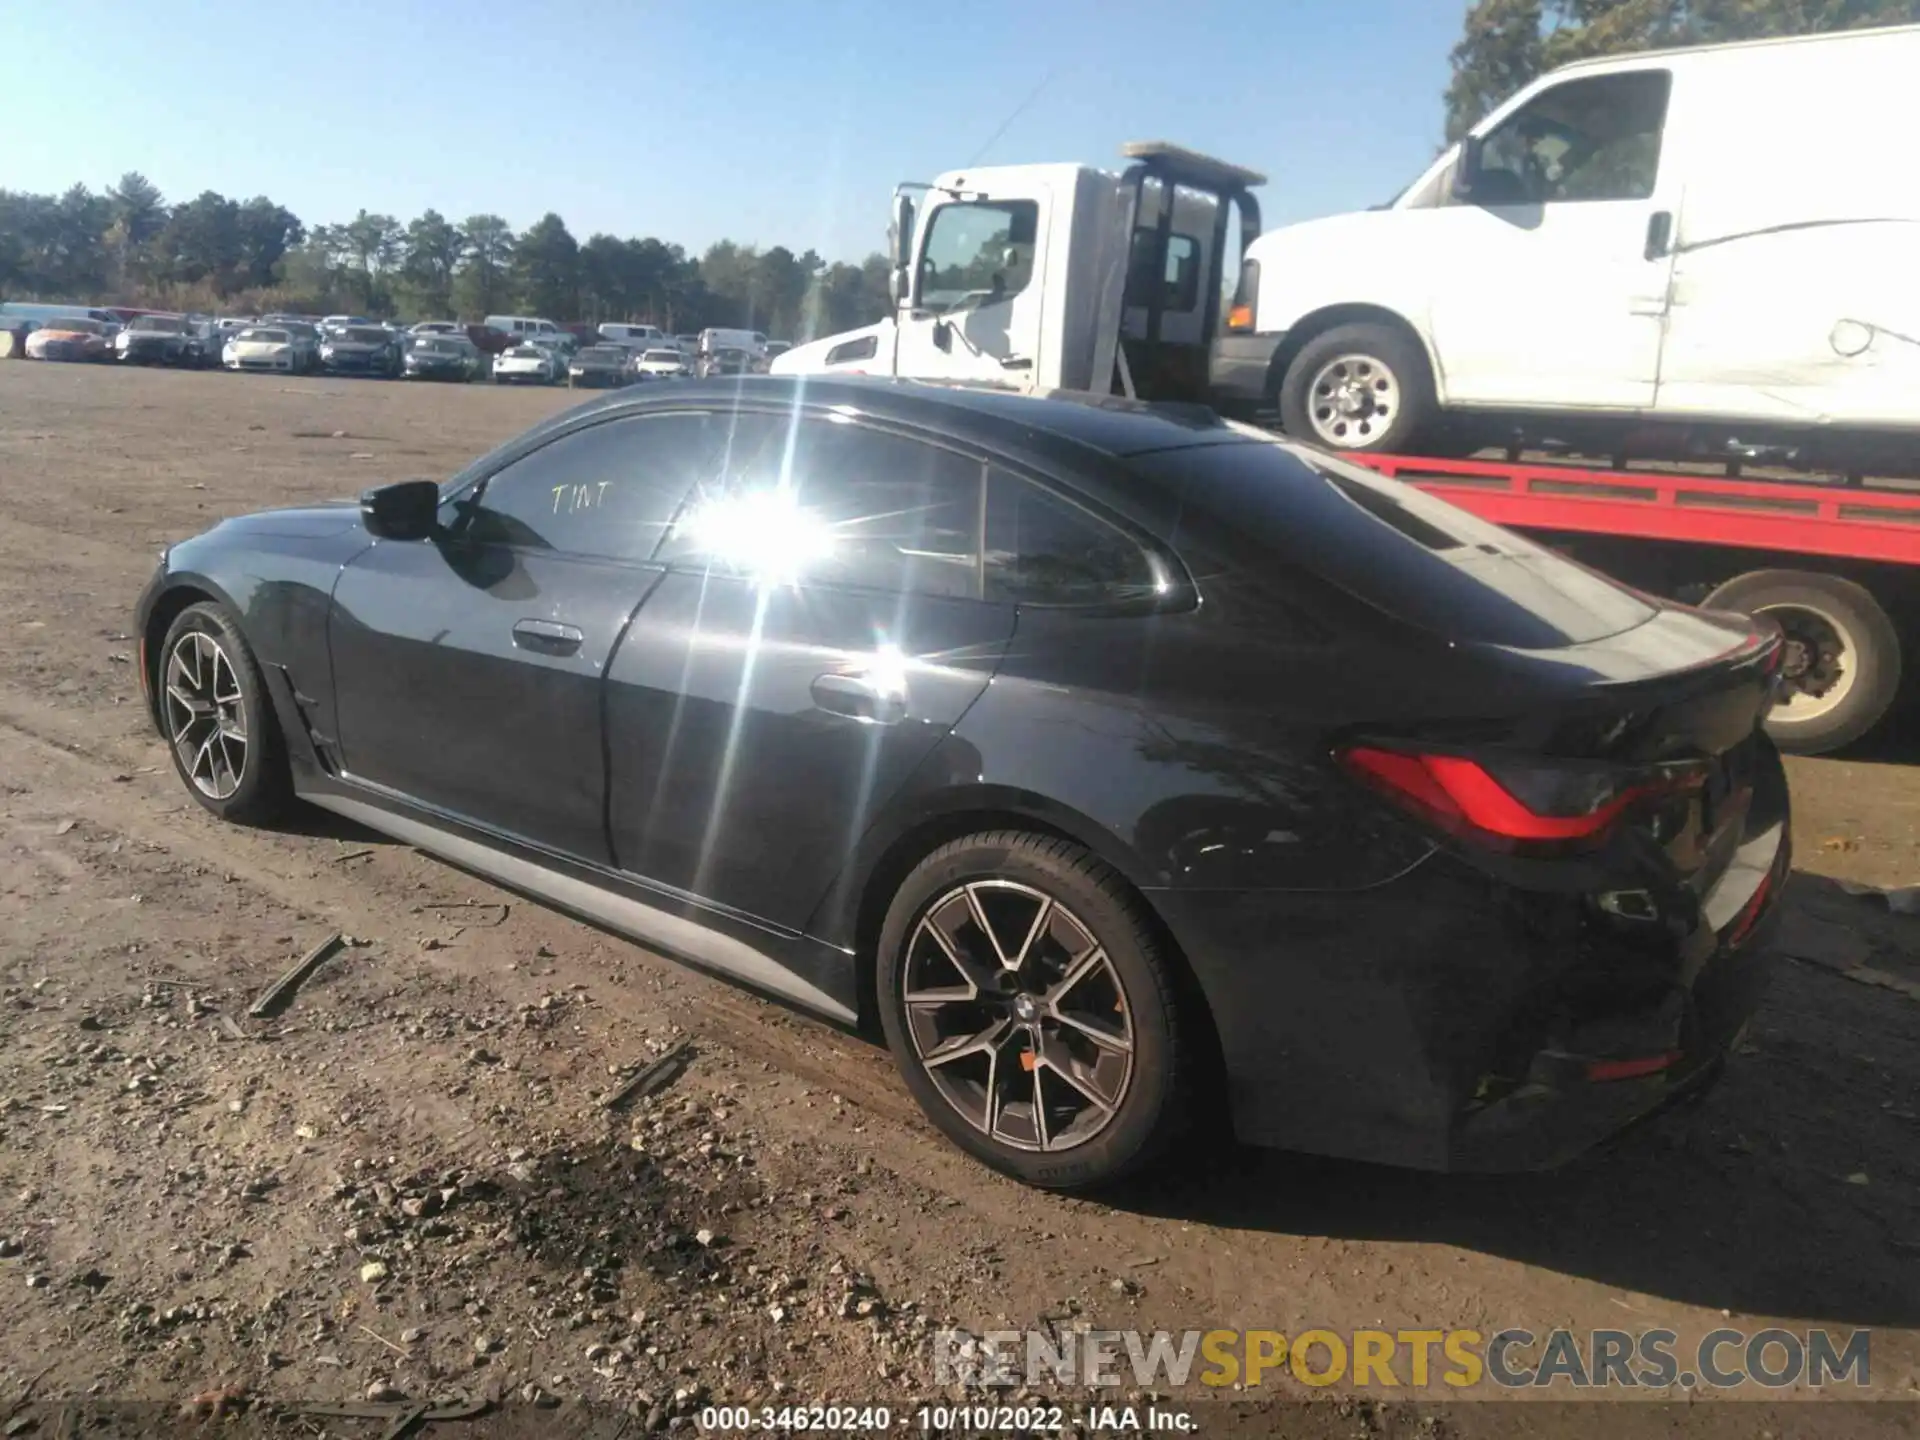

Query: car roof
[[560, 375, 1249, 459]]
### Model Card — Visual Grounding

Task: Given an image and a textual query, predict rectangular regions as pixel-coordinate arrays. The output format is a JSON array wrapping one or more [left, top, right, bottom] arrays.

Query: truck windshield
[[1132, 439, 1657, 649], [918, 199, 1039, 316]]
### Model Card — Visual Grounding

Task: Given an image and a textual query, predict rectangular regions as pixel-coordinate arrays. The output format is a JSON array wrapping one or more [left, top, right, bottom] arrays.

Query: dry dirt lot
[[0, 361, 1917, 1439]]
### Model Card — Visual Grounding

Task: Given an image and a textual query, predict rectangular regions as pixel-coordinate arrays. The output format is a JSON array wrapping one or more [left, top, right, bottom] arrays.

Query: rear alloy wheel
[[158, 602, 291, 824], [1703, 569, 1901, 754], [877, 832, 1195, 1190], [1279, 321, 1434, 454]]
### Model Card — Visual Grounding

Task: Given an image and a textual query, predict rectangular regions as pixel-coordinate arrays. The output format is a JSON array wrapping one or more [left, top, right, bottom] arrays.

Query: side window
[[659, 416, 984, 598], [826, 334, 878, 366], [917, 200, 1039, 316], [984, 471, 1163, 607], [455, 413, 722, 561], [1466, 70, 1671, 206]]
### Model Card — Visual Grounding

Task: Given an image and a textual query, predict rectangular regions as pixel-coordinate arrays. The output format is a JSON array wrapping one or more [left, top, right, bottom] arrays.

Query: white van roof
[[1557, 20, 1919, 74]]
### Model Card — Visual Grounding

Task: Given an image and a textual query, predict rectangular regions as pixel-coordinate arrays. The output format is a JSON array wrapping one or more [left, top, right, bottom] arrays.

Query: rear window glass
[[1132, 440, 1656, 648]]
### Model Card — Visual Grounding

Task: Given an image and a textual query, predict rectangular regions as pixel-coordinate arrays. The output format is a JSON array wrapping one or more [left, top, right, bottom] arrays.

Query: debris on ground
[[248, 932, 346, 1017]]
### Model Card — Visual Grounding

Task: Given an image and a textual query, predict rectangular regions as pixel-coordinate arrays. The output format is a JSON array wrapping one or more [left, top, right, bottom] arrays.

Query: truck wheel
[[1279, 322, 1433, 454], [1703, 569, 1901, 755]]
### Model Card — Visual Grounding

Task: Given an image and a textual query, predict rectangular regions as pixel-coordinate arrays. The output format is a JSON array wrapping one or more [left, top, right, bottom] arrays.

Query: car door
[[892, 193, 1049, 389], [605, 410, 1016, 932], [326, 411, 716, 862], [1423, 67, 1678, 411]]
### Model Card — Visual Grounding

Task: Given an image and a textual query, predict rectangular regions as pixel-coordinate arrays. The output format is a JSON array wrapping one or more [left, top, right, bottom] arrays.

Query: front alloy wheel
[[155, 601, 291, 824], [164, 630, 248, 799], [878, 831, 1198, 1190]]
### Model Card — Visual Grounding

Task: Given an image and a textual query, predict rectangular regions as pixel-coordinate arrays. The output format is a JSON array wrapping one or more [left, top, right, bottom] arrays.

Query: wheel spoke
[[963, 884, 1017, 970], [1030, 1059, 1050, 1150], [1045, 944, 1106, 1006], [1052, 1009, 1133, 1056], [922, 1015, 1009, 1069], [1009, 895, 1053, 971], [1034, 1029, 1122, 1115], [920, 914, 994, 996]]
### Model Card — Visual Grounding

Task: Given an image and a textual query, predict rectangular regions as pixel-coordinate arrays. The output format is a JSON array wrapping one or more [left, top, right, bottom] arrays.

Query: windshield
[[280, 323, 318, 339], [1132, 439, 1657, 649], [342, 327, 388, 344], [414, 339, 455, 354], [577, 347, 622, 362], [131, 317, 188, 334], [643, 349, 682, 362], [507, 346, 542, 358], [236, 328, 287, 343]]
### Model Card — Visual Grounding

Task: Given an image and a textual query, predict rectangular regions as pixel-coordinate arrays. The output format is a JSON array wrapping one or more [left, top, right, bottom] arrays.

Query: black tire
[[1278, 321, 1435, 454], [876, 831, 1196, 1191], [155, 602, 293, 825], [1703, 569, 1901, 755]]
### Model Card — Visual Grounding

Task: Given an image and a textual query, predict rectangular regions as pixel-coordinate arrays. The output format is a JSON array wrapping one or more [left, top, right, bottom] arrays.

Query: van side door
[[1425, 66, 1679, 411]]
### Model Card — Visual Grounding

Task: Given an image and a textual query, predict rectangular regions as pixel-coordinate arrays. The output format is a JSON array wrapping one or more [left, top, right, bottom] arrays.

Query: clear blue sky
[[4, 0, 1463, 261]]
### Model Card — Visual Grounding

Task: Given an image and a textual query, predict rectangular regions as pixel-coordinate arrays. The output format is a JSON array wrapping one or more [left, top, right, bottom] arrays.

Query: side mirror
[[360, 479, 441, 540], [889, 191, 917, 310], [1449, 135, 1483, 203]]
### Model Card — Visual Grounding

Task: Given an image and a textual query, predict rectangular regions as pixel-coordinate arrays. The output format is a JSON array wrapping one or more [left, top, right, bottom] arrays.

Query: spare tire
[[1703, 569, 1901, 754]]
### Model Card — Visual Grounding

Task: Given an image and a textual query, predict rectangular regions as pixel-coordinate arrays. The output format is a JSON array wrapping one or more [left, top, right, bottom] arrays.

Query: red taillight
[[1338, 745, 1700, 853], [1586, 1051, 1679, 1082]]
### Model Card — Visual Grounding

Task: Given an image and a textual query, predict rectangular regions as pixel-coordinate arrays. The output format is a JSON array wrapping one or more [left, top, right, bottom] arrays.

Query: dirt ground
[[1, 362, 1917, 1440]]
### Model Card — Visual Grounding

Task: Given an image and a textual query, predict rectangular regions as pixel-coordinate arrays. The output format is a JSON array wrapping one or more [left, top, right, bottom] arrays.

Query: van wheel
[[876, 831, 1197, 1191], [1280, 322, 1434, 453], [1703, 569, 1901, 754]]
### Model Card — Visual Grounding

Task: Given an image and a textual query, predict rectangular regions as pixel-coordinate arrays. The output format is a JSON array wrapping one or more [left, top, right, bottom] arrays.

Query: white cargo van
[[600, 322, 668, 348], [483, 315, 565, 343], [1218, 24, 1920, 455], [698, 327, 768, 358]]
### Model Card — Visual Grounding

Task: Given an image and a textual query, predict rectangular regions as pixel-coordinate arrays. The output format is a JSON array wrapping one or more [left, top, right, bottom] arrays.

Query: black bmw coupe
[[136, 378, 1789, 1188]]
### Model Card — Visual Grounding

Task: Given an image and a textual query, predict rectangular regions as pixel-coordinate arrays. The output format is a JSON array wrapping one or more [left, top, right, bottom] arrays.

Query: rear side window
[[1132, 441, 1656, 648], [456, 412, 722, 561], [983, 471, 1163, 607]]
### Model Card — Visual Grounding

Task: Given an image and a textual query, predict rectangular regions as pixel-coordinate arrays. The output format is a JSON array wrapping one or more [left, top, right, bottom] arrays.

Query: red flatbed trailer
[[1339, 452, 1920, 755]]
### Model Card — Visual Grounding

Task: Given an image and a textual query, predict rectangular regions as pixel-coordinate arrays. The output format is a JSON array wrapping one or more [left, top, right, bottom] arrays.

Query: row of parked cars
[[0, 302, 791, 389]]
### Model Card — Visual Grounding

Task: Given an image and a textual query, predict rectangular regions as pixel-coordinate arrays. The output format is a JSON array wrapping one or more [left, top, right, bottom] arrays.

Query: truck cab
[[774, 143, 1263, 407]]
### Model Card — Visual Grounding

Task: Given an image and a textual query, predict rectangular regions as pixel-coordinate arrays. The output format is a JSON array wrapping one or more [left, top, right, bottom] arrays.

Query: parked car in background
[[567, 345, 632, 388], [492, 343, 561, 385], [410, 321, 465, 338], [404, 334, 480, 382], [763, 340, 791, 362], [674, 333, 700, 355], [320, 314, 376, 338], [25, 316, 112, 362], [270, 320, 323, 372], [115, 314, 213, 367], [222, 326, 302, 373], [630, 346, 691, 381], [320, 325, 403, 378], [698, 347, 752, 377]]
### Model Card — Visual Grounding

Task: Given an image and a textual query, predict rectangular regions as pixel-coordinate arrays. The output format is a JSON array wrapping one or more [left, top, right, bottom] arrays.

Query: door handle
[[512, 619, 584, 655], [1000, 355, 1033, 370], [810, 672, 907, 725], [1644, 210, 1673, 261]]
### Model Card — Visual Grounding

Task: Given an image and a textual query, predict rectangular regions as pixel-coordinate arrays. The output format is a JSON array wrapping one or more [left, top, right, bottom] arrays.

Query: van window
[[918, 200, 1039, 316], [1465, 69, 1671, 206]]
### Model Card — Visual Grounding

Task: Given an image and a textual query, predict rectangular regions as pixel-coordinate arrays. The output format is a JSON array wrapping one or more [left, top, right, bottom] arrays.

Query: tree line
[[0, 174, 894, 341], [1443, 0, 1919, 139]]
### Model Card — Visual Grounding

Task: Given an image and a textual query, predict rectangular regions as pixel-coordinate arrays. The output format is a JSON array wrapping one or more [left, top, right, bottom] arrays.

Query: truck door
[[893, 187, 1052, 390]]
